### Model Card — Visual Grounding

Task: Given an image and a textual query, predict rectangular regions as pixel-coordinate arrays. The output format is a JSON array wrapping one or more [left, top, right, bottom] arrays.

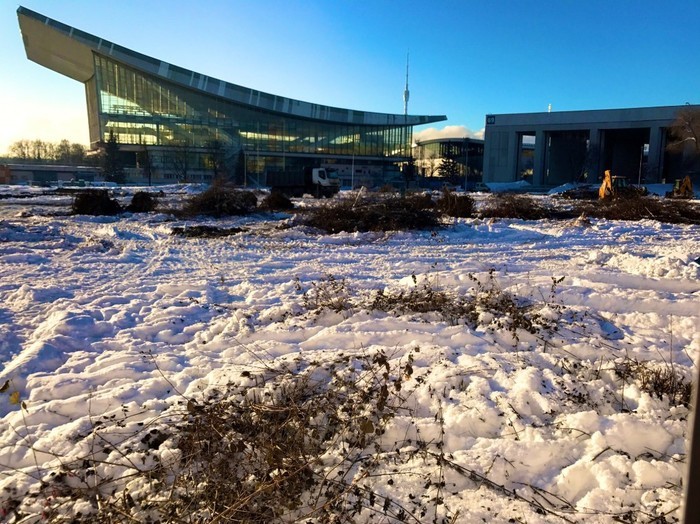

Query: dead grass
[[299, 271, 567, 343], [436, 189, 474, 218], [615, 358, 692, 407], [480, 193, 549, 220]]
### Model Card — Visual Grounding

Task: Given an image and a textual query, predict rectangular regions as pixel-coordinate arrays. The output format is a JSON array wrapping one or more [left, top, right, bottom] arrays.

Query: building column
[[506, 132, 519, 182], [647, 126, 665, 183], [532, 130, 546, 186], [588, 127, 602, 181], [484, 129, 517, 182], [483, 128, 494, 181]]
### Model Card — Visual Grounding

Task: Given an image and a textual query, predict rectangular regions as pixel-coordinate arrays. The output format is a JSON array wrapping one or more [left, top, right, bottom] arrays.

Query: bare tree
[[55, 139, 72, 163], [69, 143, 86, 164], [169, 144, 191, 183], [402, 157, 416, 187], [234, 150, 246, 185], [425, 151, 438, 177], [568, 141, 599, 184], [137, 145, 153, 186], [9, 140, 31, 160], [205, 139, 231, 182], [31, 139, 53, 161], [8, 139, 86, 163], [667, 107, 700, 154]]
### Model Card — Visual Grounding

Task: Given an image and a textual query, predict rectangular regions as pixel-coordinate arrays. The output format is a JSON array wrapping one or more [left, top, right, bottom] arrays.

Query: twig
[[426, 451, 577, 523], [591, 446, 613, 462]]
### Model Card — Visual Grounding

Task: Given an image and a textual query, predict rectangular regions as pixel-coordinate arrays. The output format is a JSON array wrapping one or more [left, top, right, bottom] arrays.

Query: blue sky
[[2, 0, 699, 154]]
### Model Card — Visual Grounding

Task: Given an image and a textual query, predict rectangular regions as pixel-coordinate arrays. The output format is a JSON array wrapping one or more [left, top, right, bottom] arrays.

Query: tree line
[[6, 139, 90, 165]]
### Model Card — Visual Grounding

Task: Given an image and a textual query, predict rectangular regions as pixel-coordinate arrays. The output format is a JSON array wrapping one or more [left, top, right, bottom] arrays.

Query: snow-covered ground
[[1, 186, 699, 522]]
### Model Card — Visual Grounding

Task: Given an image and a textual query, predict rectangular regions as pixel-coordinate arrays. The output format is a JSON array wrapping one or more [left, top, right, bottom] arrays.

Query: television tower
[[403, 52, 410, 116]]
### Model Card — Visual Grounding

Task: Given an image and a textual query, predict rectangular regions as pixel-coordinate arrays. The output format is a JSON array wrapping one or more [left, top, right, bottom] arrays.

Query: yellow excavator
[[598, 169, 645, 199], [598, 170, 615, 199], [666, 175, 694, 199]]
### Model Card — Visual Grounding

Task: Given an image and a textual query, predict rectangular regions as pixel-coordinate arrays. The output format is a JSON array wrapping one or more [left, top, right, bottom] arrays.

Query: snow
[[484, 179, 534, 192], [1, 185, 699, 522], [547, 182, 595, 195]]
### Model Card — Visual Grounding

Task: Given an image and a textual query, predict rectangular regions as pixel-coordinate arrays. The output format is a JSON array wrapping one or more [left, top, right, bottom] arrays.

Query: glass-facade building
[[18, 6, 446, 184], [413, 138, 485, 184]]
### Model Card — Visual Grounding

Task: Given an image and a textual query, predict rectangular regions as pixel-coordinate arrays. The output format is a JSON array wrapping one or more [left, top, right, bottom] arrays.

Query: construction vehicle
[[666, 175, 694, 199], [266, 167, 340, 198], [598, 169, 647, 199]]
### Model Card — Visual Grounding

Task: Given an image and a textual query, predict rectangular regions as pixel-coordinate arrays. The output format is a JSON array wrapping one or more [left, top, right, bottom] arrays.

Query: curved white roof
[[17, 6, 447, 127]]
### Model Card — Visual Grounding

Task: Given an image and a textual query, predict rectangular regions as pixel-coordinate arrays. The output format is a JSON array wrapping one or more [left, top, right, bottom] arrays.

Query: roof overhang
[[17, 6, 447, 127], [19, 8, 94, 82], [484, 105, 700, 129]]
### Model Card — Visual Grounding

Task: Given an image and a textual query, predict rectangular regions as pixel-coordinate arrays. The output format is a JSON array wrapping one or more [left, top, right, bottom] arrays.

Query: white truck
[[266, 167, 340, 198]]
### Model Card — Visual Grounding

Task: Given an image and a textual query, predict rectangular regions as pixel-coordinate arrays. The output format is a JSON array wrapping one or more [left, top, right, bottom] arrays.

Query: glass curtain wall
[[93, 54, 411, 160], [414, 140, 485, 181]]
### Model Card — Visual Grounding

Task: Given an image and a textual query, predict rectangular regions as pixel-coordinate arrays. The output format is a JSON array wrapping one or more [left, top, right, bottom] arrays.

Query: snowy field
[[1, 186, 699, 522]]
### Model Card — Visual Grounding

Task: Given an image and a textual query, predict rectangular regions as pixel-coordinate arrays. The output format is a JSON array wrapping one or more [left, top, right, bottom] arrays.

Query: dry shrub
[[259, 191, 295, 211], [168, 353, 417, 521], [301, 194, 440, 233], [298, 274, 353, 313], [615, 359, 692, 407], [470, 191, 700, 225], [300, 271, 567, 342], [181, 183, 257, 217], [3, 352, 418, 523], [480, 193, 548, 220], [369, 278, 472, 324], [405, 191, 436, 210], [377, 184, 397, 193], [169, 380, 321, 521], [372, 272, 566, 341], [126, 191, 159, 213], [584, 196, 700, 223], [671, 200, 700, 223], [557, 186, 600, 200], [437, 189, 474, 217], [593, 194, 663, 221], [639, 366, 692, 407], [71, 189, 122, 216]]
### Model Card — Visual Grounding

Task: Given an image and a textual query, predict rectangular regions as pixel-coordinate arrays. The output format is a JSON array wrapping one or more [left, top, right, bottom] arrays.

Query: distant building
[[0, 163, 100, 186], [17, 7, 446, 186], [483, 105, 700, 187], [413, 138, 484, 189]]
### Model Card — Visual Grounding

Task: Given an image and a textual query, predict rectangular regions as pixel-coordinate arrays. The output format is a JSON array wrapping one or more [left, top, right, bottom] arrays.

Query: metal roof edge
[[17, 6, 447, 126]]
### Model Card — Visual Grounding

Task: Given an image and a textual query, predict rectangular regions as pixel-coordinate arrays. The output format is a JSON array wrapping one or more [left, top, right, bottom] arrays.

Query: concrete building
[[483, 105, 700, 188], [0, 163, 100, 186], [17, 6, 446, 186]]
